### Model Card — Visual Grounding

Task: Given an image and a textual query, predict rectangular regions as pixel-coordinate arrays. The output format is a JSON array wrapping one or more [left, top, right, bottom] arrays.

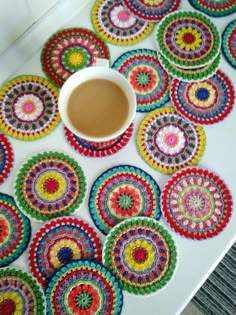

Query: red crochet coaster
[[0, 133, 13, 184]]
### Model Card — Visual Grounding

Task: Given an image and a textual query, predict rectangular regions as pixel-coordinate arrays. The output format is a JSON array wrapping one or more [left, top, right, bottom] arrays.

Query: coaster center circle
[[118, 193, 134, 210], [133, 247, 148, 263], [0, 299, 16, 315], [164, 132, 178, 147], [196, 88, 209, 101], [22, 100, 36, 114], [117, 10, 130, 22], [76, 292, 93, 310], [68, 51, 84, 66], [183, 33, 195, 44], [43, 178, 59, 194], [57, 247, 73, 263]]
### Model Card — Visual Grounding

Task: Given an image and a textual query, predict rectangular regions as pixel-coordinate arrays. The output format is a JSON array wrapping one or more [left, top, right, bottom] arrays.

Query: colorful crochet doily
[[0, 75, 60, 141], [14, 151, 86, 222], [171, 70, 235, 125], [222, 20, 236, 69], [0, 267, 45, 315], [0, 133, 13, 184], [28, 217, 102, 287], [158, 52, 221, 82], [91, 0, 154, 46], [189, 0, 236, 17], [155, 11, 221, 69], [0, 193, 31, 267], [136, 107, 206, 174], [89, 165, 161, 235], [65, 123, 133, 157], [103, 217, 177, 295], [46, 260, 123, 315], [161, 167, 233, 240], [41, 28, 110, 87], [112, 49, 170, 112], [122, 0, 181, 22]]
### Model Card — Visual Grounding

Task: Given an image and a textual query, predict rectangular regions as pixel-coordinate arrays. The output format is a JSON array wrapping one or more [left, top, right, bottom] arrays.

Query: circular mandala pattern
[[161, 167, 233, 239], [171, 70, 235, 125], [103, 217, 177, 295], [0, 75, 60, 140], [122, 0, 181, 22], [14, 151, 86, 222], [222, 20, 236, 69], [89, 165, 161, 235], [155, 11, 221, 69], [0, 133, 13, 184], [0, 267, 45, 314], [189, 0, 236, 17], [28, 217, 102, 287], [0, 193, 31, 267], [45, 260, 123, 315], [112, 49, 170, 112], [41, 28, 110, 87], [137, 107, 206, 174], [65, 123, 133, 157], [91, 0, 154, 45]]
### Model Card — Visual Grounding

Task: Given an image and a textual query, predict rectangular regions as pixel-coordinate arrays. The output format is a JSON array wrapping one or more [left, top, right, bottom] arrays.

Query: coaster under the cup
[[0, 75, 60, 141], [0, 133, 13, 184], [161, 167, 233, 240], [41, 27, 110, 87], [112, 49, 170, 112], [65, 124, 133, 157], [91, 0, 154, 46], [189, 0, 236, 17], [171, 70, 235, 125], [122, 0, 181, 22], [0, 193, 31, 267], [103, 217, 177, 295], [222, 20, 236, 69], [45, 260, 123, 315], [14, 151, 87, 222]]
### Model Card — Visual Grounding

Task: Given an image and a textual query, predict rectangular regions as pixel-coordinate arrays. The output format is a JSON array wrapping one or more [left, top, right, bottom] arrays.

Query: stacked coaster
[[0, 133, 13, 184], [89, 165, 161, 234], [222, 20, 236, 69], [161, 167, 233, 240], [155, 11, 221, 81], [14, 151, 86, 222], [91, 0, 154, 45], [103, 217, 177, 295], [28, 217, 102, 287], [189, 0, 236, 17]]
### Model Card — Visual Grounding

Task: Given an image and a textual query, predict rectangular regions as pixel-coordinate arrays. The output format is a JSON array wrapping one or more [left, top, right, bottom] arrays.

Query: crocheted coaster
[[65, 123, 133, 157], [189, 0, 236, 17], [122, 0, 181, 22], [0, 267, 45, 314], [89, 165, 161, 235], [28, 217, 102, 287], [136, 108, 206, 174], [171, 70, 235, 125], [161, 167, 233, 240], [158, 52, 221, 82], [112, 49, 170, 112], [103, 217, 177, 295], [222, 20, 236, 69], [155, 11, 221, 69], [0, 133, 13, 184], [46, 260, 123, 315], [0, 193, 31, 267], [0, 75, 60, 141], [91, 0, 154, 46], [14, 151, 86, 222], [41, 28, 110, 87]]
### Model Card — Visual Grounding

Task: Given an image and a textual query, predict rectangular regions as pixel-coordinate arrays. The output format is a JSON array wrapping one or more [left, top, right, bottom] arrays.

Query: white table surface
[[1, 1, 236, 315]]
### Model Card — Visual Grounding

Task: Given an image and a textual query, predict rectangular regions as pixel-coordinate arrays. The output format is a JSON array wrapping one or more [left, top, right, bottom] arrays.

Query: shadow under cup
[[59, 67, 137, 148]]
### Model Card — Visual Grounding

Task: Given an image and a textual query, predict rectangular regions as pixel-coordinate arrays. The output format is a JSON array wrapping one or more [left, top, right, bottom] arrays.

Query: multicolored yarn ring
[[0, 193, 31, 267], [189, 0, 236, 17], [0, 267, 45, 315], [103, 217, 177, 295], [89, 165, 161, 235], [28, 217, 102, 287], [112, 49, 170, 112], [136, 107, 206, 174], [0, 75, 60, 140], [65, 124, 133, 157], [161, 167, 233, 240], [41, 27, 110, 87], [222, 20, 236, 69], [171, 70, 235, 125], [0, 133, 13, 184], [91, 0, 154, 45], [14, 151, 86, 222], [46, 260, 123, 315]]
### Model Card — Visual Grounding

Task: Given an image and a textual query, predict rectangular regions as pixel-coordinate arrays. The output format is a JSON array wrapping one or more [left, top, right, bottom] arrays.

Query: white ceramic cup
[[59, 66, 137, 142]]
